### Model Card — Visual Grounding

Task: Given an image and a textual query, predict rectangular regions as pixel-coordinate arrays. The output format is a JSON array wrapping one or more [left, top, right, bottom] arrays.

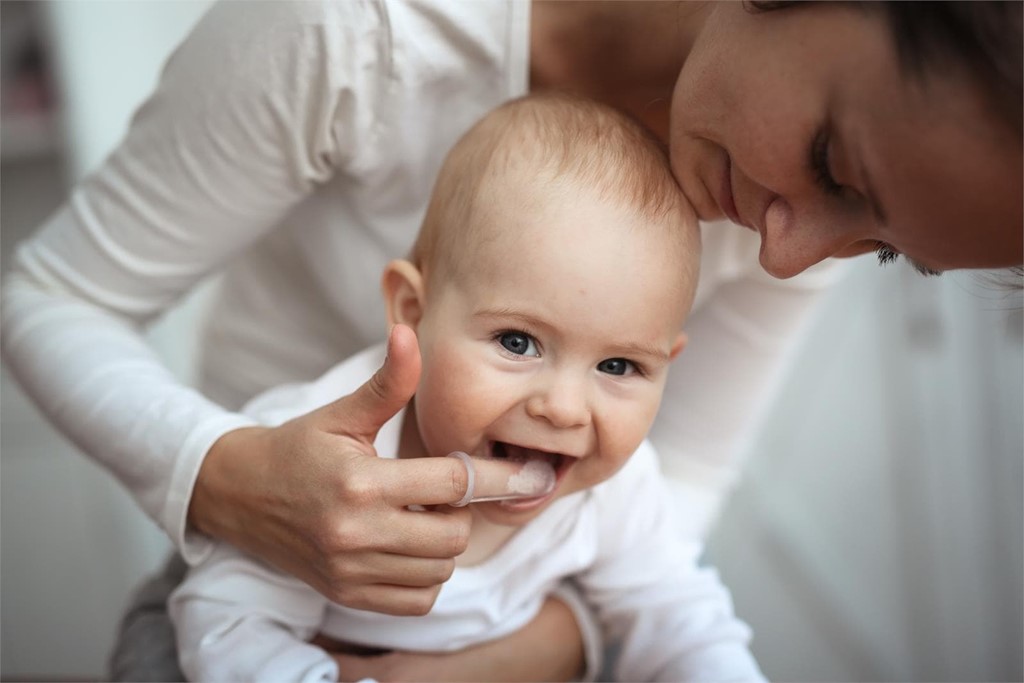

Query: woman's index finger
[[380, 454, 555, 507], [378, 456, 471, 507]]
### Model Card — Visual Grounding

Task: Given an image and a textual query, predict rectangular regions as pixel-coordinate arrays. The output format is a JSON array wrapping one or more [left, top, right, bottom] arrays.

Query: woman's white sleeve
[[0, 0, 387, 562], [651, 244, 847, 539], [583, 446, 767, 682]]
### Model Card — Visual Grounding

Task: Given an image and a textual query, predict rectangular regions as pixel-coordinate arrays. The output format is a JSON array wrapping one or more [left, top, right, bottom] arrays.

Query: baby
[[169, 93, 764, 682]]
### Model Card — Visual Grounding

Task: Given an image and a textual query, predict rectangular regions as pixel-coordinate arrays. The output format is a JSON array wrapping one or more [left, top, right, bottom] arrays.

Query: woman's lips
[[717, 155, 743, 227]]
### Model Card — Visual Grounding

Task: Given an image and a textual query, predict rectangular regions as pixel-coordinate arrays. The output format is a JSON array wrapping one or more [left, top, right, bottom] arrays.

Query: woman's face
[[670, 2, 1022, 278]]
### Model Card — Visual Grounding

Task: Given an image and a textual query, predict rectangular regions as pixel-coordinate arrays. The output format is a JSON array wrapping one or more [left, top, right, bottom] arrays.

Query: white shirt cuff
[[164, 412, 260, 564]]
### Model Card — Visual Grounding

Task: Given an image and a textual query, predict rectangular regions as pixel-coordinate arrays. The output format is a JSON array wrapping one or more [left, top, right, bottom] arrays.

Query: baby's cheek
[[601, 409, 659, 463], [419, 375, 471, 425], [417, 356, 494, 431]]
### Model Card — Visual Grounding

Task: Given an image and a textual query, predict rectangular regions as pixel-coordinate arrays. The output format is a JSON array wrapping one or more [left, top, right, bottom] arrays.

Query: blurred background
[[0, 1, 1021, 681]]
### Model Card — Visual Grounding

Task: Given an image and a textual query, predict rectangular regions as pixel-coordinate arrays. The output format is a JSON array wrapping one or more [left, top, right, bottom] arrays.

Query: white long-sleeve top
[[169, 343, 766, 683], [0, 0, 840, 563]]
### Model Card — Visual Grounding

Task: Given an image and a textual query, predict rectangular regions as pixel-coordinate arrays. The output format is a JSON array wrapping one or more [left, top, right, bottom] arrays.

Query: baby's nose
[[525, 375, 591, 429]]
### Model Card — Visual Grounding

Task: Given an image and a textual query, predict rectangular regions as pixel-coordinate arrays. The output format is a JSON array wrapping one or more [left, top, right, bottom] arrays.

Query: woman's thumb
[[332, 324, 421, 440]]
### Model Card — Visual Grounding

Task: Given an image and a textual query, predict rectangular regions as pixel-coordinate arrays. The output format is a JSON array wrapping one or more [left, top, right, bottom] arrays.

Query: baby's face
[[411, 181, 696, 527]]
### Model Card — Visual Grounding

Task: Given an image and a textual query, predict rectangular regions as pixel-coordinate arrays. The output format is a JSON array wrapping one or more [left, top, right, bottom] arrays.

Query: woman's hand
[[325, 594, 586, 682], [188, 325, 497, 615]]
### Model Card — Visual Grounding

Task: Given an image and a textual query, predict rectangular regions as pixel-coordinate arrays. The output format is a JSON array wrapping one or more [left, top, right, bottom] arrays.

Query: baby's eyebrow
[[472, 308, 557, 336], [473, 307, 547, 326], [610, 340, 673, 362]]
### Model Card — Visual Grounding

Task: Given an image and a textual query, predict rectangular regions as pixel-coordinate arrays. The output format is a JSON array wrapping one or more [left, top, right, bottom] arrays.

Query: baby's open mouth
[[491, 441, 566, 473], [483, 441, 566, 505]]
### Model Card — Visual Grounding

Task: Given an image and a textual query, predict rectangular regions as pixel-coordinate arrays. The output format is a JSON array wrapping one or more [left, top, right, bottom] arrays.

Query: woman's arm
[[581, 444, 765, 682], [650, 224, 846, 539], [325, 594, 586, 683], [0, 1, 474, 613], [2, 0, 376, 556]]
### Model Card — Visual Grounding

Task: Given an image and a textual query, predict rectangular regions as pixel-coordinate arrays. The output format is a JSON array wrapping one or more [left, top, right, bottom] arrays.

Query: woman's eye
[[597, 358, 635, 376], [874, 241, 900, 266], [872, 241, 941, 276], [498, 332, 539, 357]]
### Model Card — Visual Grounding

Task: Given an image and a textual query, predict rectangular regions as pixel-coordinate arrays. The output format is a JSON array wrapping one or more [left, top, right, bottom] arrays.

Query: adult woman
[[2, 1, 1020, 680]]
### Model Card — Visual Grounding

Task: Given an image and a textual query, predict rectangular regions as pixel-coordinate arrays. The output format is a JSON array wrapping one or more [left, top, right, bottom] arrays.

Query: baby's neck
[[457, 513, 520, 567]]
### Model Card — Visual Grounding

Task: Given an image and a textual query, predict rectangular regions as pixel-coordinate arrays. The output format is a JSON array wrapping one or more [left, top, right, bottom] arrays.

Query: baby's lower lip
[[495, 489, 556, 511]]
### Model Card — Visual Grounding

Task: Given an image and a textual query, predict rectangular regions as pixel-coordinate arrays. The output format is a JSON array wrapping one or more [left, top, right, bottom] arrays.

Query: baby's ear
[[669, 332, 687, 361], [381, 260, 426, 329]]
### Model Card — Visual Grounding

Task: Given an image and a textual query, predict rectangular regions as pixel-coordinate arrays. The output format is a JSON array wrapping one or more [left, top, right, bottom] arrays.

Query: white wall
[[43, 0, 220, 383], [1, 1, 213, 678], [708, 262, 1023, 682]]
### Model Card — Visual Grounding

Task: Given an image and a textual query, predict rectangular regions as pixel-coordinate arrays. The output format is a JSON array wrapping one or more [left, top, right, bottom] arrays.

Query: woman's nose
[[758, 196, 871, 278], [525, 374, 591, 429]]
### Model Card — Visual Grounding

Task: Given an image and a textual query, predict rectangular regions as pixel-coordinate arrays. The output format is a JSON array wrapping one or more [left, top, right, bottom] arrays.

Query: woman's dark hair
[[750, 1, 1023, 135]]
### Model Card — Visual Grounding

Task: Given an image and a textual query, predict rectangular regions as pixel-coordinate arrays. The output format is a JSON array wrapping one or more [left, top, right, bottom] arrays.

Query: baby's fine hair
[[411, 92, 695, 280]]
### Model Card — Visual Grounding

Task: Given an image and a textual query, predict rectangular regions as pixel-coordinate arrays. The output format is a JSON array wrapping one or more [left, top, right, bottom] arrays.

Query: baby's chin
[[470, 498, 552, 527], [470, 476, 590, 527]]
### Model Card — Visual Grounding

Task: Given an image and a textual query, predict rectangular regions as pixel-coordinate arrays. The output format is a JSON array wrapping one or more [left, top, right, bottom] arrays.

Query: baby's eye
[[498, 332, 539, 357], [597, 358, 635, 376]]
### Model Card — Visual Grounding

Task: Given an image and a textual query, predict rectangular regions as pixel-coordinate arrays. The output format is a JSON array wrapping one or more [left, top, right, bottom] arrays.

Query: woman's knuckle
[[324, 582, 351, 605], [449, 462, 469, 500], [444, 517, 471, 556], [408, 588, 440, 616], [324, 553, 354, 580], [339, 586, 373, 611], [407, 602, 431, 617], [435, 558, 456, 584], [339, 470, 377, 505], [324, 518, 366, 553], [366, 369, 390, 404]]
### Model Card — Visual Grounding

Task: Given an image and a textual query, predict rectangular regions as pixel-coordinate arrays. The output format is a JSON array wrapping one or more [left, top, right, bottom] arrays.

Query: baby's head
[[410, 92, 699, 301], [383, 93, 700, 525]]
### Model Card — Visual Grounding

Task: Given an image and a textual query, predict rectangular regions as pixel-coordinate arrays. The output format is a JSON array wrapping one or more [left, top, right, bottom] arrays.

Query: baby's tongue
[[455, 450, 556, 502], [500, 443, 560, 468]]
